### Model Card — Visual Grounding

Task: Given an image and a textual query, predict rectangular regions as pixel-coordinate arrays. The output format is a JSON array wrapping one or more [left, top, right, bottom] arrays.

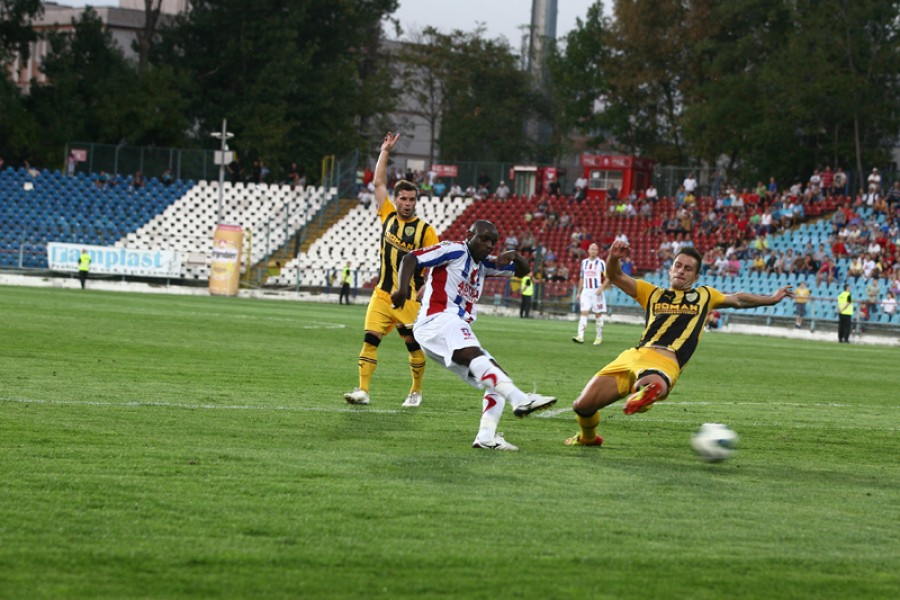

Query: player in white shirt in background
[[573, 243, 610, 345], [391, 220, 557, 451]]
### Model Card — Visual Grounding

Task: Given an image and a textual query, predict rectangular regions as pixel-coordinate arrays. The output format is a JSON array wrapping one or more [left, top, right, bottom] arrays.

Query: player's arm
[[606, 241, 638, 298], [374, 132, 400, 212], [495, 251, 530, 277], [720, 286, 793, 309], [391, 251, 419, 309]]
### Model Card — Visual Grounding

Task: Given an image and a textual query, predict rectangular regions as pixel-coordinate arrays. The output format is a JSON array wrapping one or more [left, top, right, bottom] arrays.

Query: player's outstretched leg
[[472, 393, 518, 450], [467, 355, 557, 417], [623, 382, 664, 415], [565, 411, 604, 446]]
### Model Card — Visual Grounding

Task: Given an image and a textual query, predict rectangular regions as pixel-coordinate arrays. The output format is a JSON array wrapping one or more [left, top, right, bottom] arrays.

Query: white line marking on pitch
[[2, 398, 889, 421], [0, 397, 402, 414]]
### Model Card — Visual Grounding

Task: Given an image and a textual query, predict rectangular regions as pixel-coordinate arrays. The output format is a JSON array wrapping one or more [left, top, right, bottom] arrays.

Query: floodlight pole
[[211, 119, 234, 224]]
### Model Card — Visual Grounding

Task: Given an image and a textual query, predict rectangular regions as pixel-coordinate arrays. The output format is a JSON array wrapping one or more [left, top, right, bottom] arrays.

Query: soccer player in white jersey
[[573, 243, 609, 345], [391, 220, 557, 451]]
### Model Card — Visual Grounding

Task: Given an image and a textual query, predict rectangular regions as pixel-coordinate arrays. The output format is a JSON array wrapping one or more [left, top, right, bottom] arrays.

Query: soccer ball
[[690, 423, 739, 462]]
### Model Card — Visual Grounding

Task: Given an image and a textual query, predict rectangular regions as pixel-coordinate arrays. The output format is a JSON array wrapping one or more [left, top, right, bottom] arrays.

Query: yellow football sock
[[408, 349, 426, 393], [357, 342, 378, 392], [577, 412, 601, 441]]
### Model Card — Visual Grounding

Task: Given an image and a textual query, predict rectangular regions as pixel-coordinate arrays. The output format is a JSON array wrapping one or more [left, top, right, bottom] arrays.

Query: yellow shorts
[[364, 289, 421, 335], [596, 347, 682, 397]]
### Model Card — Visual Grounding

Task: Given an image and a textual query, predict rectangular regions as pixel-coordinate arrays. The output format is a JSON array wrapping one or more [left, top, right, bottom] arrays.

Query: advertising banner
[[431, 164, 458, 178], [48, 243, 182, 278], [209, 224, 243, 296]]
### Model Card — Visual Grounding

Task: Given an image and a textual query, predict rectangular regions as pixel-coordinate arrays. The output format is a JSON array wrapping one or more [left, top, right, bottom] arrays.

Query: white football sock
[[468, 355, 527, 407], [577, 316, 587, 338], [596, 316, 604, 338], [475, 392, 505, 442]]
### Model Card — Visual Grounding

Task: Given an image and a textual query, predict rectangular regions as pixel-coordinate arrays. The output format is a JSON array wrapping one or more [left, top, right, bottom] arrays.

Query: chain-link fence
[[66, 142, 220, 182]]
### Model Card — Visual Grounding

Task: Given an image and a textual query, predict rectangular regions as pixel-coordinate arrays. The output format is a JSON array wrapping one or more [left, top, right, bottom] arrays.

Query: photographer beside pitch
[[566, 240, 793, 447]]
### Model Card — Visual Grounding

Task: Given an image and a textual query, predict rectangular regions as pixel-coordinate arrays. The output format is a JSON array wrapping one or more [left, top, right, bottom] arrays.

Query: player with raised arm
[[343, 132, 439, 408], [392, 220, 557, 451], [566, 241, 793, 447]]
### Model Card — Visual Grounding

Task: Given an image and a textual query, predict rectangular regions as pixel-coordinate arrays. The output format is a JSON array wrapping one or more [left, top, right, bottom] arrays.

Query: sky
[[62, 1, 603, 46]]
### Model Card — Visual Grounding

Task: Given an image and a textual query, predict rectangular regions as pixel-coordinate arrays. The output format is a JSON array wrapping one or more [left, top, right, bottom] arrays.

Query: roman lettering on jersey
[[653, 302, 700, 315], [384, 229, 417, 252]]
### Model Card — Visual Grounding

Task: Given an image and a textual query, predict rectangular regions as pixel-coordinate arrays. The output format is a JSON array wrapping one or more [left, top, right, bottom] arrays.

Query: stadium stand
[[0, 165, 335, 278], [122, 181, 335, 279], [267, 195, 474, 287], [4, 161, 895, 334], [1, 166, 191, 269]]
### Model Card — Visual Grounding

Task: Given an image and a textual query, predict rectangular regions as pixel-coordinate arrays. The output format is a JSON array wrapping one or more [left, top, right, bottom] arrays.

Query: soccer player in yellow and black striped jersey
[[343, 132, 439, 408], [565, 240, 793, 447]]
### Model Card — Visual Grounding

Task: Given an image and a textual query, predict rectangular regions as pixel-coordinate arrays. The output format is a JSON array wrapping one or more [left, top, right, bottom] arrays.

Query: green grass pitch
[[0, 286, 897, 599]]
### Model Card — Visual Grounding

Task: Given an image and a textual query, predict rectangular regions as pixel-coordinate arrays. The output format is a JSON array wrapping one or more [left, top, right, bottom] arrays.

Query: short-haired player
[[566, 241, 793, 447], [573, 243, 610, 345]]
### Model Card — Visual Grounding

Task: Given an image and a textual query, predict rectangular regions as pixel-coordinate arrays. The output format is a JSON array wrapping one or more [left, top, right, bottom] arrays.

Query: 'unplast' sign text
[[48, 243, 183, 278]]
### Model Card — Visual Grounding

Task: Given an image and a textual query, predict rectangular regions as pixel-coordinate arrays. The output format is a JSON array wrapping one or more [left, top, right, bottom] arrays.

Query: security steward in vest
[[339, 261, 352, 305], [78, 249, 91, 289], [520, 271, 535, 318], [837, 283, 854, 343]]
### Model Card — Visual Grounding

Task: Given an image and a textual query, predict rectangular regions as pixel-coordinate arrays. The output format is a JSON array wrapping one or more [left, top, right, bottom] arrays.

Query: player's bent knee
[[634, 373, 669, 396], [364, 332, 382, 347]]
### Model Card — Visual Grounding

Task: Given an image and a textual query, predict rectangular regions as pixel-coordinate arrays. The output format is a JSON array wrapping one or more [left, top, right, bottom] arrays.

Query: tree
[[25, 8, 189, 165], [398, 27, 537, 163], [0, 0, 42, 63], [394, 33, 446, 166], [25, 9, 135, 164], [682, 0, 900, 184], [155, 0, 399, 178], [547, 3, 610, 151], [133, 0, 164, 74], [551, 0, 900, 186]]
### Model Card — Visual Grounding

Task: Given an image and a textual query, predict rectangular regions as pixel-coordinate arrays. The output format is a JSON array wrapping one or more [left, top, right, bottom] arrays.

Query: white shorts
[[414, 312, 495, 389], [579, 288, 607, 314]]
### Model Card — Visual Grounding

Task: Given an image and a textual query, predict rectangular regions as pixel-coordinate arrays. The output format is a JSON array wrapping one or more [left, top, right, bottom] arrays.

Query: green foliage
[[547, 3, 609, 153], [2, 0, 898, 179], [156, 0, 398, 178], [556, 0, 900, 183], [399, 27, 538, 163], [1, 286, 898, 599], [0, 0, 42, 62]]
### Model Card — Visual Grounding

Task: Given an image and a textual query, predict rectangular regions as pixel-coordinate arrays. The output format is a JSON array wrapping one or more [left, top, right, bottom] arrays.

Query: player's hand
[[415, 285, 426, 302], [381, 132, 400, 153], [609, 240, 631, 259], [494, 251, 516, 267], [390, 289, 407, 309], [773, 285, 793, 301]]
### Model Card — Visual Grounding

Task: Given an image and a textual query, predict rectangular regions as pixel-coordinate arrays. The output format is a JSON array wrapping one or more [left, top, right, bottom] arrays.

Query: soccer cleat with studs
[[512, 393, 557, 417], [565, 433, 604, 447], [572, 336, 584, 344], [472, 433, 519, 451], [402, 391, 423, 407], [593, 337, 602, 346], [623, 382, 663, 415], [343, 388, 370, 405]]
